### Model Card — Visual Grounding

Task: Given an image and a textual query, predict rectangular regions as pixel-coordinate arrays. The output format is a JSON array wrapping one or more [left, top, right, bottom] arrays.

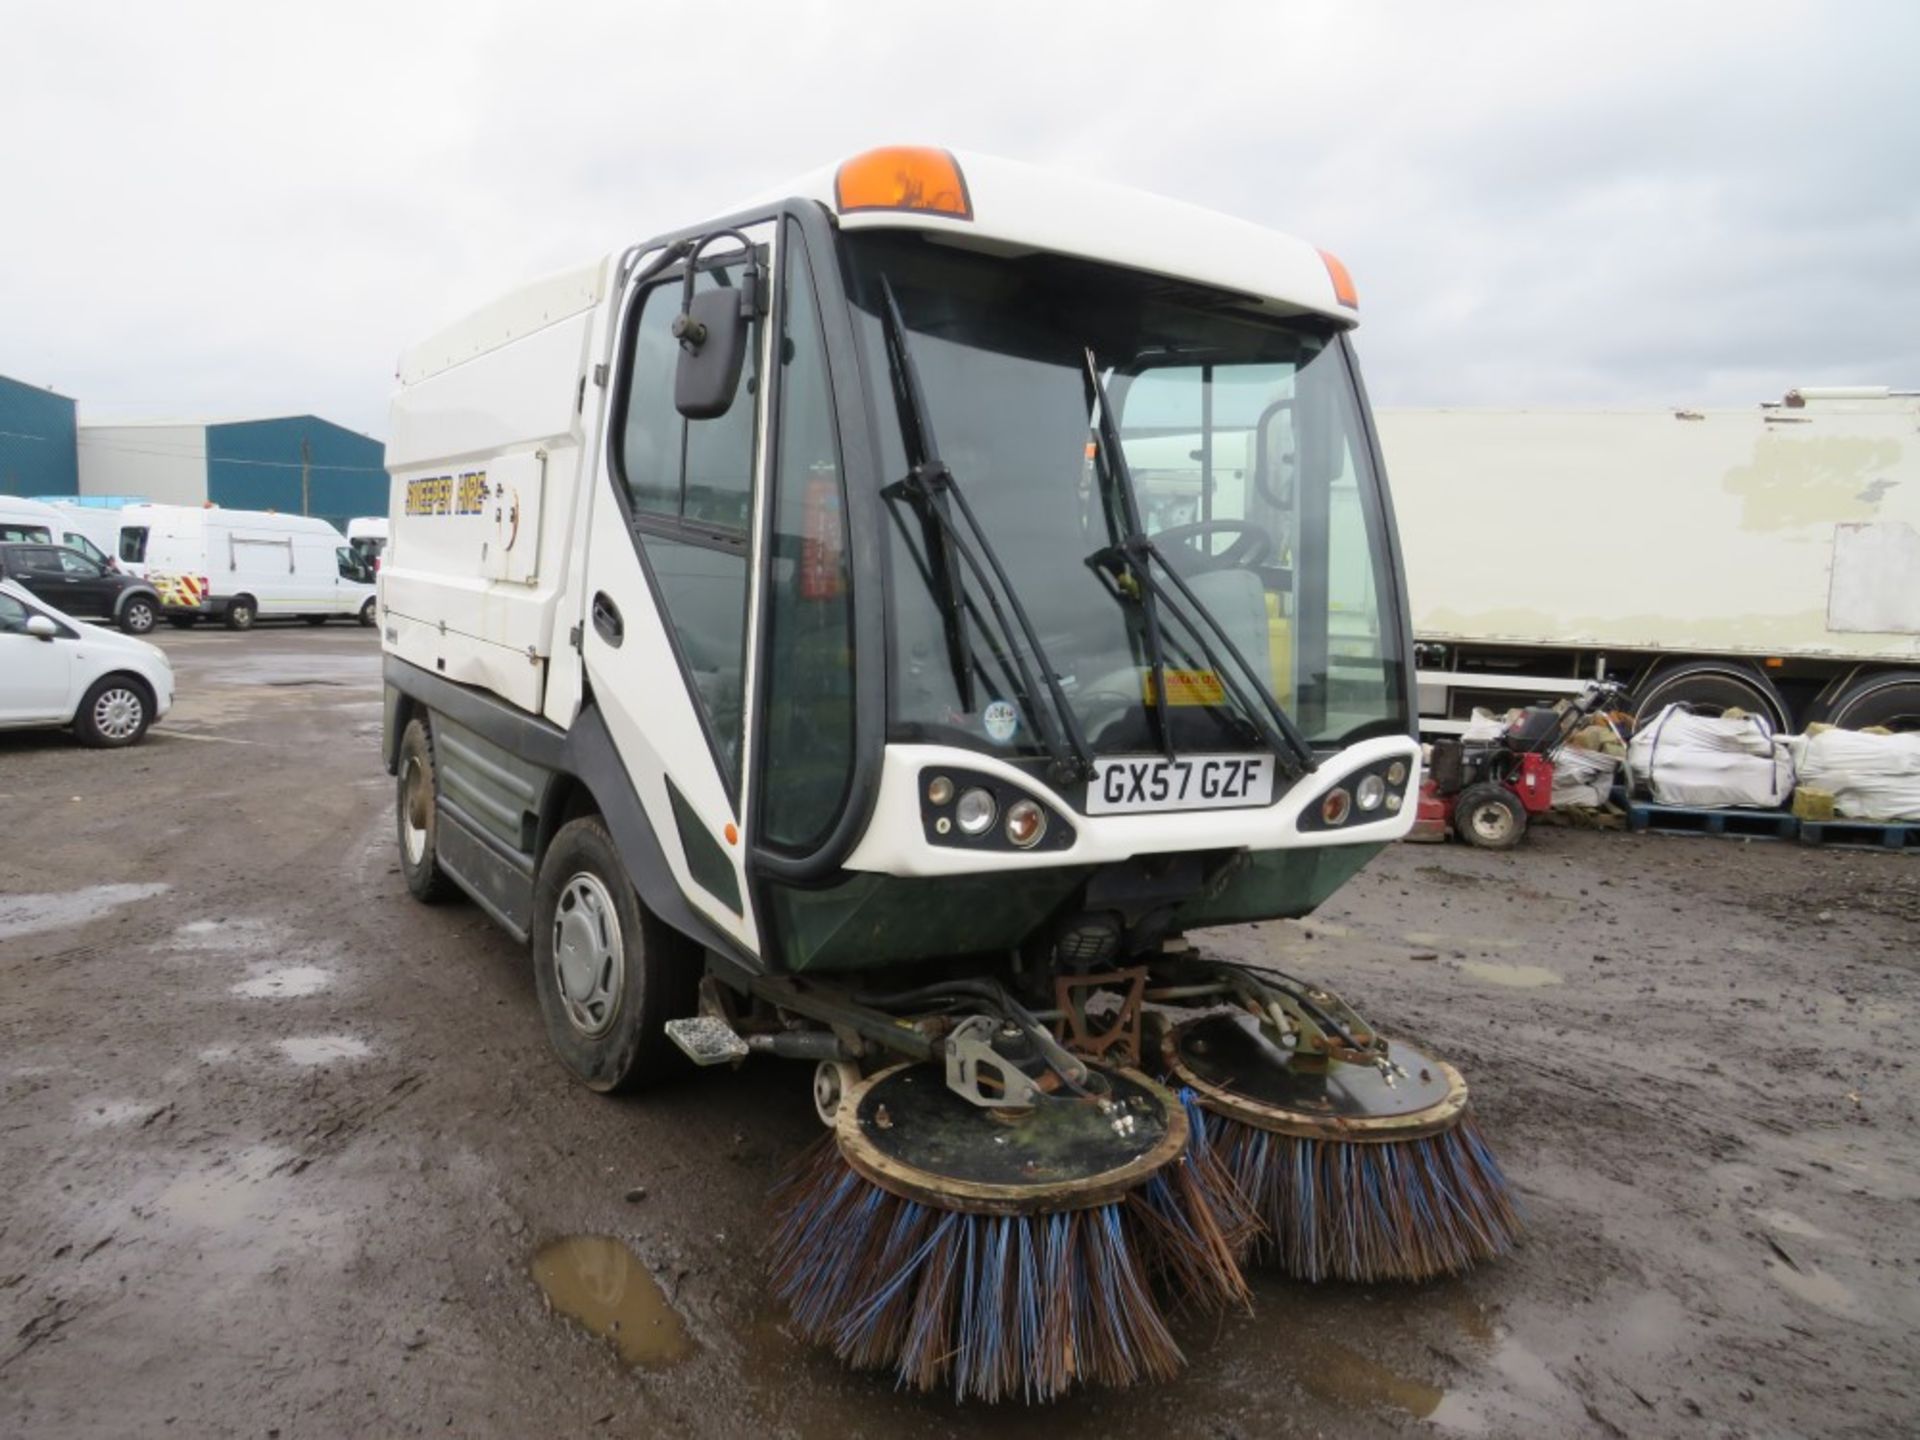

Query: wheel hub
[[552, 874, 622, 1036]]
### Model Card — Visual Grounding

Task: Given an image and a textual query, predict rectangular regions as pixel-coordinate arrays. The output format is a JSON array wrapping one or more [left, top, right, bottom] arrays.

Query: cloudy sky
[[2, 1, 1915, 439]]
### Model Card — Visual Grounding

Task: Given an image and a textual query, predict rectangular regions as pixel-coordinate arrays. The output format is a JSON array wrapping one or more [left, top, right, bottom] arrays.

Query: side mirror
[[25, 614, 58, 641], [673, 288, 750, 420]]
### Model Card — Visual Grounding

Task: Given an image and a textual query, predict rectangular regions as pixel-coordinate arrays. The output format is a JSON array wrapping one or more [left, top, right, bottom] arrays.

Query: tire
[[1820, 670, 1920, 733], [1454, 782, 1526, 849], [532, 817, 701, 1093], [303, 615, 330, 627], [118, 596, 157, 634], [1629, 660, 1789, 734], [74, 675, 153, 748], [166, 614, 199, 630], [224, 596, 257, 631], [357, 597, 378, 628], [396, 718, 454, 903]]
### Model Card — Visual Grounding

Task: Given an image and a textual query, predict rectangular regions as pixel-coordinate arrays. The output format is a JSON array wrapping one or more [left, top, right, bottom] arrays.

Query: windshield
[[841, 233, 1410, 762]]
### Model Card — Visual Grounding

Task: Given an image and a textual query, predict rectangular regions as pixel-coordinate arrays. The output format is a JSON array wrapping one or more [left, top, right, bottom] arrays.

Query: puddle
[[156, 1144, 294, 1227], [0, 882, 169, 941], [166, 917, 289, 954], [1456, 960, 1562, 988], [232, 965, 331, 999], [1767, 1259, 1858, 1317], [532, 1235, 696, 1370], [277, 1035, 370, 1066], [79, 1099, 160, 1128]]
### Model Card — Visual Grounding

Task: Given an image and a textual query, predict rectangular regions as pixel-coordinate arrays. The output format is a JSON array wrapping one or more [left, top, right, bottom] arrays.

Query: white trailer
[[1372, 388, 1920, 733], [116, 503, 377, 629]]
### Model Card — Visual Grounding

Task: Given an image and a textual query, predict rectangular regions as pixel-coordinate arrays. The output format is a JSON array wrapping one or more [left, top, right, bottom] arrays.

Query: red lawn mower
[[1411, 681, 1628, 848]]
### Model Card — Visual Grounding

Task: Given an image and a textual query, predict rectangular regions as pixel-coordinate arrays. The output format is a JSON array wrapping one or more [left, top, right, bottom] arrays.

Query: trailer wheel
[[532, 817, 701, 1093], [1820, 670, 1920, 733], [224, 595, 257, 631], [1628, 660, 1789, 734], [1454, 783, 1526, 849], [396, 718, 453, 903]]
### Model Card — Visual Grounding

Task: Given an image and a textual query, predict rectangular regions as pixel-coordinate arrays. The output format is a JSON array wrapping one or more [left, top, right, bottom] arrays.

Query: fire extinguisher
[[800, 461, 844, 601]]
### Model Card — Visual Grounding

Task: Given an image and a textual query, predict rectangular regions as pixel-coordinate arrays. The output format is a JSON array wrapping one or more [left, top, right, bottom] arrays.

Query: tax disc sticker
[[982, 699, 1019, 745]]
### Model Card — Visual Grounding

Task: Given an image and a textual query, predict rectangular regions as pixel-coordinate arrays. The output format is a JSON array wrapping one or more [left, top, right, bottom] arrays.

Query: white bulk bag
[[1627, 705, 1794, 810], [1790, 728, 1920, 822], [1551, 746, 1622, 809]]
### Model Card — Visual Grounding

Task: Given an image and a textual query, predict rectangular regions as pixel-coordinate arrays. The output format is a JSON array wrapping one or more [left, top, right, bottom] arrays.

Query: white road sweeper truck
[[381, 147, 1515, 1401]]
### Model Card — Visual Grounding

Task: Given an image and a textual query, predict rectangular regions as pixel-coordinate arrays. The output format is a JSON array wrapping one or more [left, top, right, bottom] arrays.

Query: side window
[[120, 527, 148, 563], [614, 256, 763, 790], [64, 533, 108, 567], [758, 222, 855, 852], [18, 547, 59, 574], [0, 592, 30, 632], [59, 549, 102, 577]]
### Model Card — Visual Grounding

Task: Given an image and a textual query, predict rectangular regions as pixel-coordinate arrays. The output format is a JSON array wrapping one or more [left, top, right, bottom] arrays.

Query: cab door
[[0, 591, 74, 721], [578, 226, 775, 957]]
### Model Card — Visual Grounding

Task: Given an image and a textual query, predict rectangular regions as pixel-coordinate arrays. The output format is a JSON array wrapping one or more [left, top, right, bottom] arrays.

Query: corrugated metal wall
[[0, 375, 79, 497], [205, 416, 389, 533]]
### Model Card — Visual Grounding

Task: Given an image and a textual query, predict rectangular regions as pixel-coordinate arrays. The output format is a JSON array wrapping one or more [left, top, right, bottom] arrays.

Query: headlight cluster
[[1298, 755, 1416, 833], [920, 768, 1074, 853]]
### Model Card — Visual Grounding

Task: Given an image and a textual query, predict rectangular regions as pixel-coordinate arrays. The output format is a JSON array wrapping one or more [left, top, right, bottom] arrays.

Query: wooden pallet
[[1625, 800, 1799, 841], [1798, 818, 1920, 852]]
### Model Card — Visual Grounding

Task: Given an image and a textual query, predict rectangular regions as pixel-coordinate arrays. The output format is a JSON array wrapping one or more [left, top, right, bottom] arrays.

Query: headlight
[[1356, 774, 1386, 811], [1005, 799, 1046, 848], [955, 787, 997, 836], [1386, 760, 1407, 787], [1321, 788, 1352, 826]]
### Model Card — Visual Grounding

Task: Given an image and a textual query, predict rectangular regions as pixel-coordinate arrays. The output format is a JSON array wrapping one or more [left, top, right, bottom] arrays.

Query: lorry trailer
[[1372, 389, 1920, 734], [379, 146, 1518, 1398]]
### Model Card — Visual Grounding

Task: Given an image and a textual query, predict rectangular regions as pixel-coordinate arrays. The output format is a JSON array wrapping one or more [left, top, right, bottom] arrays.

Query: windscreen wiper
[[874, 278, 1095, 784], [1082, 350, 1317, 780]]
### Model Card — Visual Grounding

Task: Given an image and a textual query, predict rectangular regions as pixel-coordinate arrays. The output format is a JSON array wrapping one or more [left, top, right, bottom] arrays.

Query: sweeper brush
[[768, 1061, 1256, 1402], [1164, 1003, 1521, 1284]]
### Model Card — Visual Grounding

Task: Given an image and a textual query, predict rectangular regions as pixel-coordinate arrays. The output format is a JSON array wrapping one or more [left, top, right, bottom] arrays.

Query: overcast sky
[[2, 1, 1915, 439]]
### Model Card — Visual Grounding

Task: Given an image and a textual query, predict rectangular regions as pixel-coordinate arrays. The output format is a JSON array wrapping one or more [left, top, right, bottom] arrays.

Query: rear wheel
[[74, 676, 152, 748], [1820, 670, 1920, 733], [1454, 783, 1526, 849], [118, 596, 157, 634], [1629, 660, 1789, 734], [396, 718, 453, 902], [532, 817, 700, 1093], [224, 596, 257, 631], [358, 597, 378, 628]]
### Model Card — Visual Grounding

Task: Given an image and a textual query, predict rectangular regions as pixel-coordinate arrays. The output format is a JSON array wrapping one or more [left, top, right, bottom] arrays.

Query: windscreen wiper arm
[[1082, 350, 1317, 780], [875, 279, 1095, 784]]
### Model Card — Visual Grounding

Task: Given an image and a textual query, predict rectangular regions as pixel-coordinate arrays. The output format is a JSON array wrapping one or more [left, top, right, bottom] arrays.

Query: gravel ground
[[2, 627, 1915, 1439]]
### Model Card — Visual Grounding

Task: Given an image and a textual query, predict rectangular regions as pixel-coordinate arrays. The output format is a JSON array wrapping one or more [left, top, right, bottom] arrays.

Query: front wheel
[[224, 596, 257, 631], [1455, 783, 1526, 849], [532, 817, 700, 1093], [75, 676, 152, 748], [118, 596, 157, 634], [357, 597, 378, 628]]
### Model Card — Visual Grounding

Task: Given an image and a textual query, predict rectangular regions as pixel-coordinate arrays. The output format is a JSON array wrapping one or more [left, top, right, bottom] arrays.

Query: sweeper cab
[[380, 147, 1519, 1401]]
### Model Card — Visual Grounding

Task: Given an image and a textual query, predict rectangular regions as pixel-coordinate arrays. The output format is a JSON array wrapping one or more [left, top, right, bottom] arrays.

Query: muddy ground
[[2, 627, 1915, 1440]]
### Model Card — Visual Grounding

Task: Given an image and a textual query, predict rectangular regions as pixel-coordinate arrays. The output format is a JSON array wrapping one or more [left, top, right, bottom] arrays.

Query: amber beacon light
[[1319, 248, 1359, 309], [834, 147, 973, 219]]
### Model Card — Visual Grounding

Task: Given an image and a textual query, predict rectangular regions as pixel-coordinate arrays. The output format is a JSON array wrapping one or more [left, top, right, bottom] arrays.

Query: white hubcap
[[553, 873, 623, 1038], [93, 688, 142, 740]]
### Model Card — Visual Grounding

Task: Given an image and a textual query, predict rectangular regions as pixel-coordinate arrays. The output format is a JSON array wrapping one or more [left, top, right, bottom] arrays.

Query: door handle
[[591, 592, 623, 647]]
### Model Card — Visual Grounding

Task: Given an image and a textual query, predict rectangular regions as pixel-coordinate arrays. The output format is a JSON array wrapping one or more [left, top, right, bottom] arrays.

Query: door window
[[119, 527, 148, 563], [58, 549, 104, 577], [0, 592, 31, 632], [15, 547, 61, 575], [757, 223, 855, 851], [613, 255, 763, 789]]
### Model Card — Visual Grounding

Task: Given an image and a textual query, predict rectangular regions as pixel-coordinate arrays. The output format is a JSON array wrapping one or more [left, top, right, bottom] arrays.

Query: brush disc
[[1163, 1012, 1468, 1140], [834, 1062, 1188, 1213]]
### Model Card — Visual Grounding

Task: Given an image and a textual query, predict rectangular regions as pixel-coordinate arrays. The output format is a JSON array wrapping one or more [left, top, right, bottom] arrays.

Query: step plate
[[665, 1016, 749, 1066]]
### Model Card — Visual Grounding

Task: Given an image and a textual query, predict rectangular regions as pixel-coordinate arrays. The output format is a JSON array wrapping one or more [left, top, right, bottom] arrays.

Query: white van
[[0, 497, 122, 571], [116, 503, 377, 630], [347, 516, 388, 564], [46, 502, 131, 572]]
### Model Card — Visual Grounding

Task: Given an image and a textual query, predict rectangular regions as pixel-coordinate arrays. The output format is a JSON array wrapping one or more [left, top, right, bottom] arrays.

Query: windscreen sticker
[[982, 699, 1019, 744], [1143, 668, 1227, 707]]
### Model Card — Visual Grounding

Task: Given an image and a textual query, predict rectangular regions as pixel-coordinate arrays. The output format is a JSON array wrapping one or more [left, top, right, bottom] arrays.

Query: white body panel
[[845, 737, 1417, 879], [1376, 392, 1920, 663], [0, 579, 174, 730], [45, 503, 127, 568], [78, 424, 209, 506], [118, 503, 372, 615], [0, 496, 63, 543], [347, 517, 389, 545]]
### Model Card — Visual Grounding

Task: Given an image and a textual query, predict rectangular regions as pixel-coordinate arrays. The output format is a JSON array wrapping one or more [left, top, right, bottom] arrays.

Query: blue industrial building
[[0, 374, 79, 498], [78, 414, 389, 534]]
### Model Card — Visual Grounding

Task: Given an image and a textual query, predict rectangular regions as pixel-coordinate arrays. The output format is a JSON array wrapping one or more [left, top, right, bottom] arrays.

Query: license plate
[[1086, 754, 1275, 815]]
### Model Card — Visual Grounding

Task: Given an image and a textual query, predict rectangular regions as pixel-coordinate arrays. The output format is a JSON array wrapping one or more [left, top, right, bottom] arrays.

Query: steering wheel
[[1151, 518, 1276, 570]]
